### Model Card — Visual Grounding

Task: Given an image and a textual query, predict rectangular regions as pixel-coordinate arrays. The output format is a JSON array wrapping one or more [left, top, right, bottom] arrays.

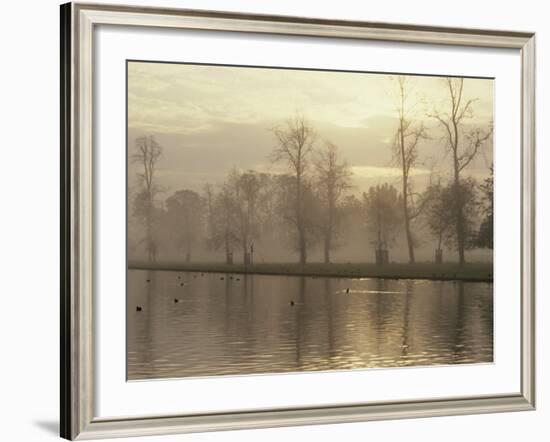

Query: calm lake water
[[127, 269, 493, 380]]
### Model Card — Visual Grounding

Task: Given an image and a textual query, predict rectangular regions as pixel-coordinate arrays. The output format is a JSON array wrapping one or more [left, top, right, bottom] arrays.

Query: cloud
[[127, 62, 493, 196], [351, 166, 431, 179]]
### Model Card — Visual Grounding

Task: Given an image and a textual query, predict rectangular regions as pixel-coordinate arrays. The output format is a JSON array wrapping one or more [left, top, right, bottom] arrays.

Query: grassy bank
[[128, 261, 493, 282]]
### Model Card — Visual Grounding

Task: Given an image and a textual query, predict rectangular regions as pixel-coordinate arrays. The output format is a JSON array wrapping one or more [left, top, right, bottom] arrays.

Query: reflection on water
[[127, 270, 493, 380]]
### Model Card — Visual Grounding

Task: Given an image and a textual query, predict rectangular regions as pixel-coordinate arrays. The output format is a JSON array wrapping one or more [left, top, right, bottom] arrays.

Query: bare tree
[[165, 189, 204, 263], [203, 183, 215, 242], [476, 165, 494, 249], [256, 174, 279, 247], [276, 174, 322, 258], [228, 169, 264, 265], [271, 115, 316, 264], [392, 76, 429, 263], [132, 135, 162, 262], [423, 177, 479, 263], [429, 78, 492, 265], [207, 184, 238, 264], [423, 181, 453, 262], [363, 184, 402, 264], [313, 142, 352, 263]]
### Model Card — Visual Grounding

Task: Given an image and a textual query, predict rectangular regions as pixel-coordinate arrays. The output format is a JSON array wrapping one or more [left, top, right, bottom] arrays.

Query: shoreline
[[128, 261, 493, 283]]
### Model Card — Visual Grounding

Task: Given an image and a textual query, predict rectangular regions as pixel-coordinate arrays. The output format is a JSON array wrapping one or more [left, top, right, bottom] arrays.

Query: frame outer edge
[[78, 1, 96, 440], [60, 2, 73, 440], [60, 3, 72, 440], [73, 1, 534, 46], [521, 35, 536, 408], [77, 395, 532, 440]]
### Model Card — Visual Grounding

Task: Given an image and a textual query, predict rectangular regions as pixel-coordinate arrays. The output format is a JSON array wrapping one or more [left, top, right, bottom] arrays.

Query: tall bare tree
[[476, 165, 494, 249], [207, 184, 238, 264], [276, 174, 322, 259], [271, 115, 316, 264], [313, 142, 352, 263], [203, 183, 215, 242], [228, 169, 264, 264], [393, 76, 428, 263], [256, 174, 279, 247], [363, 183, 402, 261], [165, 189, 204, 263], [132, 135, 162, 262], [429, 78, 492, 265], [423, 180, 453, 261]]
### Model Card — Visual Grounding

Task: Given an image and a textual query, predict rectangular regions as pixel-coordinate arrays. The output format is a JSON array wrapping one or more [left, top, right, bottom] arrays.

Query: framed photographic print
[[60, 2, 535, 440]]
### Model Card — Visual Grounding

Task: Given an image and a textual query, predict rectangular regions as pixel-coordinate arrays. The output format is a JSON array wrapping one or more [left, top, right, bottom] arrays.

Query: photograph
[[126, 61, 494, 380]]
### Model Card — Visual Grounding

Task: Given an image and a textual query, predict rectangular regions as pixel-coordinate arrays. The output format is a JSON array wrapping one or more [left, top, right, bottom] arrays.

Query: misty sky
[[127, 61, 493, 197]]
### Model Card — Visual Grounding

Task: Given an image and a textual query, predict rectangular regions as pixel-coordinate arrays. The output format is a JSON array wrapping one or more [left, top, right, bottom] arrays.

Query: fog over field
[[127, 61, 494, 265]]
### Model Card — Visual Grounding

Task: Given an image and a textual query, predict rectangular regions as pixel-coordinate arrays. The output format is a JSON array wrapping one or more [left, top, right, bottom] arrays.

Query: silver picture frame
[[60, 2, 536, 439]]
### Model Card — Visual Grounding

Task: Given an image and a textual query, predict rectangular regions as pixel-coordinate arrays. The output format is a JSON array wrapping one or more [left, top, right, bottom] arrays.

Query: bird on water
[[289, 300, 295, 306], [136, 306, 142, 312]]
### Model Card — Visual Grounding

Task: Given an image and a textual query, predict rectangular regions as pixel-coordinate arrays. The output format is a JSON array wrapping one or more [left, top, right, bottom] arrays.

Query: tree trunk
[[324, 208, 333, 264], [453, 153, 466, 266], [242, 239, 248, 265], [375, 249, 382, 266], [146, 207, 155, 263], [402, 178, 415, 264], [184, 246, 190, 263], [298, 230, 307, 264], [224, 231, 233, 264], [296, 168, 307, 264], [402, 180, 415, 263], [399, 120, 415, 264], [451, 120, 466, 266], [405, 221, 415, 264], [324, 234, 331, 264]]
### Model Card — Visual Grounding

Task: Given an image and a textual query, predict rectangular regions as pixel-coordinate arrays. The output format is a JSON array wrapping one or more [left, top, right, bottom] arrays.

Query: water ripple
[[127, 270, 493, 380]]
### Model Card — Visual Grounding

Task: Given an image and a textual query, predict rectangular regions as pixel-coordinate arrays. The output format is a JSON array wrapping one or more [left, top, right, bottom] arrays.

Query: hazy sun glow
[[127, 61, 493, 196], [351, 166, 431, 179]]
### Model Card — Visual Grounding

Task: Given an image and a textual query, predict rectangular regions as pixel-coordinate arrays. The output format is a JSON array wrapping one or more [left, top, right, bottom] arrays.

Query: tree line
[[131, 77, 493, 266]]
